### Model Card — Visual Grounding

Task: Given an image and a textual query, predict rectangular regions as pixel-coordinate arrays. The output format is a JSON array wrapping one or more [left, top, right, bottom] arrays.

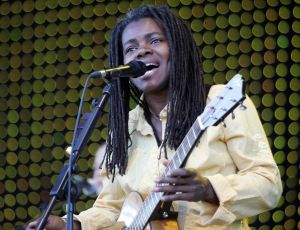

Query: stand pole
[[36, 84, 111, 230]]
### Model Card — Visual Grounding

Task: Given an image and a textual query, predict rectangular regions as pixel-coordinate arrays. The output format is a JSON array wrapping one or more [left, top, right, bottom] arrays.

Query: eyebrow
[[123, 32, 163, 47]]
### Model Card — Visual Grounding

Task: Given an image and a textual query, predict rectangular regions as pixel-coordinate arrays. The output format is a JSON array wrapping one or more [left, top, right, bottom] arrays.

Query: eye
[[151, 38, 162, 45], [125, 46, 137, 54]]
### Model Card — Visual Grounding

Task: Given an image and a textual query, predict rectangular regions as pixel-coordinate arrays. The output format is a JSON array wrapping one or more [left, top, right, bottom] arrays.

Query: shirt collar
[[128, 101, 168, 136]]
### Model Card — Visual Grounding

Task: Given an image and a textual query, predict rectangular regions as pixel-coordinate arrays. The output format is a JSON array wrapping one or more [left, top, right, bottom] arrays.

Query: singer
[[27, 5, 282, 230]]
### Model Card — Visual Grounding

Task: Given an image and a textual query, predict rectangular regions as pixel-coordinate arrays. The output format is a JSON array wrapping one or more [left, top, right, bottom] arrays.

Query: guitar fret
[[176, 145, 183, 160], [174, 153, 180, 168], [149, 193, 155, 210], [170, 157, 177, 172], [130, 216, 138, 229], [186, 131, 191, 142], [130, 219, 138, 229], [170, 158, 176, 171], [148, 195, 154, 210], [131, 221, 137, 229], [194, 120, 201, 135], [176, 149, 183, 162], [192, 125, 197, 138], [191, 125, 196, 136], [141, 205, 147, 226], [174, 155, 182, 171], [162, 168, 168, 177], [177, 146, 184, 166], [187, 131, 193, 145], [136, 219, 143, 229], [136, 220, 143, 230], [186, 135, 191, 147], [182, 140, 188, 153]]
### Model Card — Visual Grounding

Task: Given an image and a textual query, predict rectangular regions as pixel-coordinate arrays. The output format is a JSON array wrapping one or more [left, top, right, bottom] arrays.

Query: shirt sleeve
[[71, 172, 126, 230], [202, 95, 283, 225]]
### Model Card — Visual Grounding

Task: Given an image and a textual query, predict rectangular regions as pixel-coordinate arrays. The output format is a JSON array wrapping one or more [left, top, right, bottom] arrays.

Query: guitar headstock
[[198, 74, 245, 129]]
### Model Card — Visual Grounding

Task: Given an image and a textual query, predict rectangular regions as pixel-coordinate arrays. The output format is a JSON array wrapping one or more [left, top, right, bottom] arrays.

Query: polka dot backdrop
[[0, 0, 299, 229]]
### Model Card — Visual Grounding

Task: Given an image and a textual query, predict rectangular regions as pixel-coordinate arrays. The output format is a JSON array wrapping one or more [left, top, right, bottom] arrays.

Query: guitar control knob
[[162, 211, 169, 219]]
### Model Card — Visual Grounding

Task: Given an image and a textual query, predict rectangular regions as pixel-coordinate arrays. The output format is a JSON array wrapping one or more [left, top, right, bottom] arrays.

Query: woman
[[28, 5, 282, 230]]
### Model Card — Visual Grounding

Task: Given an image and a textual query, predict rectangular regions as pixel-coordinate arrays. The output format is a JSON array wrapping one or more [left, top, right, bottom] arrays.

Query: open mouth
[[133, 62, 159, 79], [145, 63, 159, 71]]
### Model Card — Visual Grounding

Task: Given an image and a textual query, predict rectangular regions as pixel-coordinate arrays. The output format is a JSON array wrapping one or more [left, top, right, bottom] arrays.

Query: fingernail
[[153, 187, 160, 192]]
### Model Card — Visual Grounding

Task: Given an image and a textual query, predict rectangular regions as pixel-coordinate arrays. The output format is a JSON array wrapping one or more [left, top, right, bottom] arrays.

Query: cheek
[[165, 49, 170, 72], [123, 53, 132, 64], [163, 45, 170, 61], [123, 54, 129, 65], [123, 56, 129, 64]]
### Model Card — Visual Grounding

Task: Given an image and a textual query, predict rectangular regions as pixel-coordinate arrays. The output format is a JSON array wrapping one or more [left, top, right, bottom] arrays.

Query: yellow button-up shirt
[[72, 85, 282, 230]]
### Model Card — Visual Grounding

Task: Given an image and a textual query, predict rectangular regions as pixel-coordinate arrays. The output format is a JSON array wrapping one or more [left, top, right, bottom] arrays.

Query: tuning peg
[[239, 103, 247, 110], [222, 121, 227, 128]]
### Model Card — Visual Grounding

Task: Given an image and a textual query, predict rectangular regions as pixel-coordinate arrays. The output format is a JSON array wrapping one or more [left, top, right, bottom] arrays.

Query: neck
[[144, 90, 168, 116]]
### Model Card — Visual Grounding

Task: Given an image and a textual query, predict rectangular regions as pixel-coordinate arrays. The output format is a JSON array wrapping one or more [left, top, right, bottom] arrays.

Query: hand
[[154, 161, 219, 204], [26, 215, 68, 230]]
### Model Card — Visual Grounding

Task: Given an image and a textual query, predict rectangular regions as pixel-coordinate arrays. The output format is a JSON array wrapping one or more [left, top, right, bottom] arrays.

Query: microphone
[[89, 60, 156, 79]]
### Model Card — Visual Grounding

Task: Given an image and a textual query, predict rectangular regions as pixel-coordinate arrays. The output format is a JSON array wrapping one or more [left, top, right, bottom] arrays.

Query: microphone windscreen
[[123, 60, 147, 77]]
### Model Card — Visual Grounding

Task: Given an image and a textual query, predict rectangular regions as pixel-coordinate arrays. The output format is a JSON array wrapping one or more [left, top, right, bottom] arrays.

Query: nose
[[136, 46, 153, 59]]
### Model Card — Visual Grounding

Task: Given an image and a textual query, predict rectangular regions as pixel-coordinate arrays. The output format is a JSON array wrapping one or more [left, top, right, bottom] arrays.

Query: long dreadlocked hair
[[104, 5, 207, 179]]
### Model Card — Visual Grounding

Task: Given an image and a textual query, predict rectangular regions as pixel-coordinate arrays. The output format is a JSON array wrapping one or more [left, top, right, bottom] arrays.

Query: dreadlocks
[[104, 5, 207, 179]]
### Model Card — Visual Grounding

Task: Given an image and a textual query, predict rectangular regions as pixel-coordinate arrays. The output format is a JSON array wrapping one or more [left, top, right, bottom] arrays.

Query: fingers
[[167, 168, 208, 184], [26, 219, 40, 230], [155, 184, 200, 193], [155, 183, 208, 202], [156, 176, 195, 185], [160, 191, 201, 202], [155, 168, 197, 184], [163, 168, 196, 178], [154, 168, 209, 202], [25, 215, 66, 230]]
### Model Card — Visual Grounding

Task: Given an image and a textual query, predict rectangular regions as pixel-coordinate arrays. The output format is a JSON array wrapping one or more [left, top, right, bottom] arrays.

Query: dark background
[[0, 0, 299, 229]]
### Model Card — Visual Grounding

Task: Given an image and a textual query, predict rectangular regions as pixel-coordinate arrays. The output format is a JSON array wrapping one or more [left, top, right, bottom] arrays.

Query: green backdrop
[[0, 0, 299, 229]]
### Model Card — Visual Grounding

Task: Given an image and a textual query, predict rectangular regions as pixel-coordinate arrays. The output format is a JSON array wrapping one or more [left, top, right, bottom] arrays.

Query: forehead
[[121, 18, 164, 44]]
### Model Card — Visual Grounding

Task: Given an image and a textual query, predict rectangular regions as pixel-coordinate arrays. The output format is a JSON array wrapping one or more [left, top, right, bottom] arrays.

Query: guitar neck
[[129, 118, 205, 229]]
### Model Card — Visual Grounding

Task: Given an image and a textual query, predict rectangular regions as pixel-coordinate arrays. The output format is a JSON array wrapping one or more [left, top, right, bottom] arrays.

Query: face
[[122, 18, 170, 95]]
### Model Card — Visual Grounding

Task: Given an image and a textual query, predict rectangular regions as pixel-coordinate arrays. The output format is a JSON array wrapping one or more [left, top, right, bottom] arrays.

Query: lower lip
[[140, 68, 157, 79]]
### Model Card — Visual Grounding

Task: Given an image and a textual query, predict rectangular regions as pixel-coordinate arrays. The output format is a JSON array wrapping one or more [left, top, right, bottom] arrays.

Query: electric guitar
[[101, 74, 246, 230]]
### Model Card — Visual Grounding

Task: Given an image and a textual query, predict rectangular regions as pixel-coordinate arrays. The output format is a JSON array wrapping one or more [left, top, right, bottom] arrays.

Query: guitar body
[[100, 191, 178, 230]]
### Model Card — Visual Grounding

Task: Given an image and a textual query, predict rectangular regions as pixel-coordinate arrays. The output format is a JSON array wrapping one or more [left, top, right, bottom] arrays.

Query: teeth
[[145, 63, 159, 71], [146, 63, 159, 67]]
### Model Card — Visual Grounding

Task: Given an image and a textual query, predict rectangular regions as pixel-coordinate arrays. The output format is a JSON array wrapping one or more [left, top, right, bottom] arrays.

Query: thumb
[[162, 159, 169, 167]]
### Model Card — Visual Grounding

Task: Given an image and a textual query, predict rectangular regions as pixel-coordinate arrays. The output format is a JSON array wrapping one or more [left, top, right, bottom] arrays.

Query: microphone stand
[[35, 83, 111, 230]]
